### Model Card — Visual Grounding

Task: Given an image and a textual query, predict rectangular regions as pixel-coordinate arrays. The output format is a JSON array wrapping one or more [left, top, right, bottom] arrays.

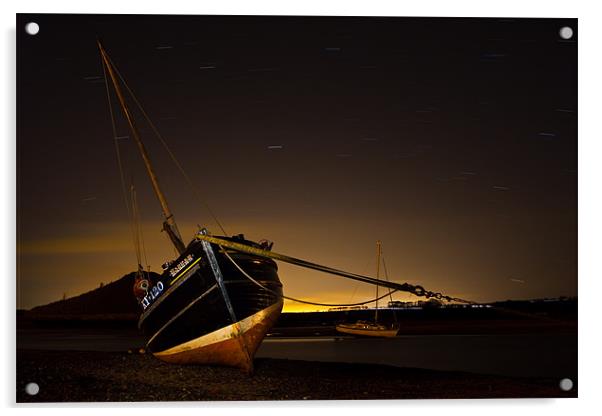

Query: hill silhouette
[[28, 271, 161, 318]]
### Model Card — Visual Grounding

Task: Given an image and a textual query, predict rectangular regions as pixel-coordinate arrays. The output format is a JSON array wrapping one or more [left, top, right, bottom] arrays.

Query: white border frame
[[3, 1, 600, 415]]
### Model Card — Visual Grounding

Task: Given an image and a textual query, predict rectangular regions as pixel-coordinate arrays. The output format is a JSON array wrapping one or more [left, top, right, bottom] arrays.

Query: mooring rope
[[196, 233, 474, 304], [220, 247, 399, 307]]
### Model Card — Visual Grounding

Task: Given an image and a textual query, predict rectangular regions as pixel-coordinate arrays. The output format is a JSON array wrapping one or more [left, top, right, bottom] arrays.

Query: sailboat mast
[[375, 240, 381, 323], [98, 41, 186, 254]]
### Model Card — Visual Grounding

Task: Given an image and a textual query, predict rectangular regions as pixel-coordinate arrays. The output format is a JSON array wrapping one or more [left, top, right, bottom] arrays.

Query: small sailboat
[[336, 241, 400, 337]]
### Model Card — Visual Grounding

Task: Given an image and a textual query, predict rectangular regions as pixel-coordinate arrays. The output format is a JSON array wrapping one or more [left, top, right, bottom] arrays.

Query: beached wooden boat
[[98, 40, 470, 371], [99, 41, 283, 373]]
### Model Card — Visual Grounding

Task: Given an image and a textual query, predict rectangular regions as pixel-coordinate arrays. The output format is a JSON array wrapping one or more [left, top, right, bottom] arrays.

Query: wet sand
[[17, 349, 576, 402]]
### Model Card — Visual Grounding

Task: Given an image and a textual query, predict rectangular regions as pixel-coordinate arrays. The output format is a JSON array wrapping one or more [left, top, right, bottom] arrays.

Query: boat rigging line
[[347, 257, 371, 303], [99, 41, 187, 254], [380, 251, 398, 323], [102, 51, 228, 237], [381, 253, 395, 304], [375, 241, 381, 322], [196, 232, 475, 304], [101, 54, 147, 270], [131, 185, 150, 272]]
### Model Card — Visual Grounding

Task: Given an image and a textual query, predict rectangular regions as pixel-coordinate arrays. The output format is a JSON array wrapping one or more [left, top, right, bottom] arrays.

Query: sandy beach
[[17, 349, 576, 402]]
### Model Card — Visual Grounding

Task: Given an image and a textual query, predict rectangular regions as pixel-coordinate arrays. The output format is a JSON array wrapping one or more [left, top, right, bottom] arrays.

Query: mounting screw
[[24, 22, 40, 36], [25, 382, 39, 395], [559, 26, 573, 40], [559, 378, 573, 391]]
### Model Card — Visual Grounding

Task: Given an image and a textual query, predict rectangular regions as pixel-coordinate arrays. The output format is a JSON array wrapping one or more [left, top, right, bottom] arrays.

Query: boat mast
[[375, 240, 381, 323], [98, 40, 186, 254]]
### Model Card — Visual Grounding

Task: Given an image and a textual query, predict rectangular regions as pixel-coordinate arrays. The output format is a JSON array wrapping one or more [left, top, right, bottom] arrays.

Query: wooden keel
[[153, 301, 283, 373]]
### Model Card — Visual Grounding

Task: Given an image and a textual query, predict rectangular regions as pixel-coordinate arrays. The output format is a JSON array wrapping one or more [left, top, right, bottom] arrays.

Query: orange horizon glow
[[17, 216, 573, 311]]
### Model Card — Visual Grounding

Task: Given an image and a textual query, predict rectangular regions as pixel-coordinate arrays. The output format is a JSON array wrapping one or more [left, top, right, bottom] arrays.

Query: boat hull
[[154, 301, 283, 372], [335, 323, 399, 338], [139, 236, 283, 371]]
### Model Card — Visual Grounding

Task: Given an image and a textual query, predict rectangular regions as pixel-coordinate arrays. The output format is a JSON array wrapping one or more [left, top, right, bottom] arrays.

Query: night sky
[[17, 14, 577, 311]]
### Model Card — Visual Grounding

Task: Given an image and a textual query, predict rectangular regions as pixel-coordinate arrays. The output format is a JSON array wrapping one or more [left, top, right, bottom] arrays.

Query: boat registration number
[[141, 281, 164, 310]]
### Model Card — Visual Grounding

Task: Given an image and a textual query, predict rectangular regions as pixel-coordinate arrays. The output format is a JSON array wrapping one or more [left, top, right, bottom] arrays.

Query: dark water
[[17, 329, 576, 379], [260, 334, 577, 379]]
